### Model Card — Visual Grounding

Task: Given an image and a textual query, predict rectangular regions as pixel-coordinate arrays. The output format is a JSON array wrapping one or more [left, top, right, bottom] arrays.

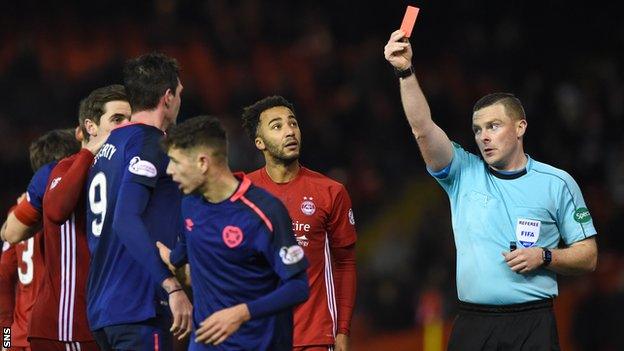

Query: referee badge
[[515, 218, 541, 248]]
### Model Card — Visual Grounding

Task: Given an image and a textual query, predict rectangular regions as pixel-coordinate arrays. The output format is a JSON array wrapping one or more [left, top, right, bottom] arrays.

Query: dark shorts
[[448, 299, 560, 351], [92, 315, 172, 351]]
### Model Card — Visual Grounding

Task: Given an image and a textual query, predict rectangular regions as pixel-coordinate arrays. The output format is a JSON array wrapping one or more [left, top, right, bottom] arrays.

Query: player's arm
[[113, 181, 192, 339], [503, 236, 597, 275], [0, 243, 18, 328], [327, 185, 358, 349], [384, 30, 453, 171], [195, 271, 309, 346], [1, 199, 41, 244], [43, 149, 95, 224]]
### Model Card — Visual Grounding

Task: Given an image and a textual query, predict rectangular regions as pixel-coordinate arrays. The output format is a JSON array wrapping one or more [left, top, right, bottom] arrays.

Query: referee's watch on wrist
[[394, 66, 414, 79], [541, 247, 552, 266]]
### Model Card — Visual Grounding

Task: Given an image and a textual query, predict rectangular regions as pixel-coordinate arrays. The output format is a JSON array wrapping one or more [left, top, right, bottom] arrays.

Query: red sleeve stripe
[[13, 199, 41, 226], [239, 196, 274, 233]]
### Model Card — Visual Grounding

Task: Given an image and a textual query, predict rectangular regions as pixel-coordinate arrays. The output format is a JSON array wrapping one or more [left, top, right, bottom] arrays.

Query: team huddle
[[2, 27, 599, 351], [1, 52, 356, 351]]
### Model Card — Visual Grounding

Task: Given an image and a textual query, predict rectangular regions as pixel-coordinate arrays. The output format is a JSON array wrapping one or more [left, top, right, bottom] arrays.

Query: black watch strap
[[542, 247, 552, 266], [394, 66, 414, 79]]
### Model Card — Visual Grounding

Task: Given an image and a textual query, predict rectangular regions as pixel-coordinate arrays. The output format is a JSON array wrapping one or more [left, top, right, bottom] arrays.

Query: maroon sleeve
[[0, 243, 17, 327], [331, 244, 356, 336], [43, 149, 94, 224]]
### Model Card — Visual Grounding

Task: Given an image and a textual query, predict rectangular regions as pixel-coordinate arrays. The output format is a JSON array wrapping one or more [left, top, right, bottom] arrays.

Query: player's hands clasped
[[195, 303, 251, 346], [384, 30, 413, 71], [502, 247, 545, 273]]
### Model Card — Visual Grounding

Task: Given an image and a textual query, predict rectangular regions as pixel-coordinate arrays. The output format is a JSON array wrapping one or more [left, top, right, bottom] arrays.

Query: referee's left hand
[[502, 247, 544, 273]]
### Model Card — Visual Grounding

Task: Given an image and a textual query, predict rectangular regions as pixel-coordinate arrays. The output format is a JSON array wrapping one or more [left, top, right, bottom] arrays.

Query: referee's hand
[[502, 247, 544, 273]]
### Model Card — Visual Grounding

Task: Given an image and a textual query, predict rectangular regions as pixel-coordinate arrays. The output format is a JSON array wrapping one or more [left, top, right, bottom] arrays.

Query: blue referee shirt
[[430, 143, 597, 304]]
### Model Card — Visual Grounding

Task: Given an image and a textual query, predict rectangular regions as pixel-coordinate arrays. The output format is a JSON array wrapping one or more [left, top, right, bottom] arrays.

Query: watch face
[[543, 248, 552, 265]]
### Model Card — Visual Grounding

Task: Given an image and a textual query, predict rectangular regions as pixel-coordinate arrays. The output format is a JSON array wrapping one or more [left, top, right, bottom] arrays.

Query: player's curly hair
[[241, 95, 296, 140], [123, 52, 180, 113], [162, 115, 227, 160], [29, 129, 80, 171]]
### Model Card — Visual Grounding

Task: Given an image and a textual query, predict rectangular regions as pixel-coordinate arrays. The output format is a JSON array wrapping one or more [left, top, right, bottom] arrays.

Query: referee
[[384, 29, 597, 350]]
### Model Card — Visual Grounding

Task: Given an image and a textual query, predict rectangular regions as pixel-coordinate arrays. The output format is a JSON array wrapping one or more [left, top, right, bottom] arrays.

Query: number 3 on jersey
[[89, 172, 107, 237], [18, 237, 34, 284]]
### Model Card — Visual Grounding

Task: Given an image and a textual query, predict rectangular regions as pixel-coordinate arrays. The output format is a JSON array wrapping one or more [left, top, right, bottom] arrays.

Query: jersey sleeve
[[327, 185, 357, 248], [0, 242, 17, 327], [428, 142, 478, 195], [12, 199, 41, 227], [122, 129, 166, 188], [43, 150, 94, 224], [257, 199, 308, 281], [26, 162, 55, 212], [556, 173, 598, 245]]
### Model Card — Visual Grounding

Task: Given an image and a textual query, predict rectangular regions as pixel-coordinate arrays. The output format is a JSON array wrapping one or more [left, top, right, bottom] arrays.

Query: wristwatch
[[541, 247, 552, 266], [394, 66, 414, 79]]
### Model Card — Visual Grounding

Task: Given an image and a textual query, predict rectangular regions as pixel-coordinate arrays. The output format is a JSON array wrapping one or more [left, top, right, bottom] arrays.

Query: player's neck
[[265, 159, 300, 184], [492, 150, 528, 172], [201, 168, 240, 203], [131, 109, 169, 131]]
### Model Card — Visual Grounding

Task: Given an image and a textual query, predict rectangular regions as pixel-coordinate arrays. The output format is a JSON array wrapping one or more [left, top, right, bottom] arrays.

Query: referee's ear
[[516, 119, 527, 139]]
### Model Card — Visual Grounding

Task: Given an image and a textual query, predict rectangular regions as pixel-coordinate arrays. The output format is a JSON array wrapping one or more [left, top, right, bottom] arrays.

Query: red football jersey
[[0, 233, 45, 348], [29, 150, 95, 342], [248, 167, 357, 346]]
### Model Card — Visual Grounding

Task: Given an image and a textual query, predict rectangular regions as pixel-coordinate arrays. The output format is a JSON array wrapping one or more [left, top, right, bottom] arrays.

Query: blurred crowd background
[[1, 1, 622, 349]]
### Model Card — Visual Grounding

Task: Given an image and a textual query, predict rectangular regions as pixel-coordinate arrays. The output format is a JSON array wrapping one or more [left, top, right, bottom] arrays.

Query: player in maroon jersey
[[242, 96, 357, 351], [1, 130, 80, 351], [30, 85, 130, 351]]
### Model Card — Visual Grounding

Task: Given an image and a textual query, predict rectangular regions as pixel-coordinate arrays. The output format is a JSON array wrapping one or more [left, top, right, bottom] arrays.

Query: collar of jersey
[[488, 155, 532, 180], [229, 172, 252, 202]]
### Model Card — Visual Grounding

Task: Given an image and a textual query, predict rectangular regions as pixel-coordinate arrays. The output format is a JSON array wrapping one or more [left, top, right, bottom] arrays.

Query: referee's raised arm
[[384, 29, 453, 172]]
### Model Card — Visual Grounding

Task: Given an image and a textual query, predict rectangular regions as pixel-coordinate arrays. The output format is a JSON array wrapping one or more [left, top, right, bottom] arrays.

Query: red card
[[400, 6, 420, 38]]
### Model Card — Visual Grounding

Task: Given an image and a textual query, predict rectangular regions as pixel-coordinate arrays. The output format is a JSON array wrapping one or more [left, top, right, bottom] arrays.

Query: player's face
[[98, 100, 131, 134], [166, 147, 204, 195], [472, 103, 525, 170], [256, 106, 301, 164]]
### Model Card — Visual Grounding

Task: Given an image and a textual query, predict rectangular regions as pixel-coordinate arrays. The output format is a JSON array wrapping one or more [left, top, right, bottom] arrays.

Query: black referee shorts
[[448, 299, 560, 351]]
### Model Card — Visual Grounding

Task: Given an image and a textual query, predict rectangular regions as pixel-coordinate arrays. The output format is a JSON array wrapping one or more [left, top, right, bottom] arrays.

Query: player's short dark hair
[[473, 93, 526, 121], [162, 115, 227, 160], [78, 84, 128, 141], [241, 95, 296, 140], [123, 52, 180, 113], [29, 129, 80, 171]]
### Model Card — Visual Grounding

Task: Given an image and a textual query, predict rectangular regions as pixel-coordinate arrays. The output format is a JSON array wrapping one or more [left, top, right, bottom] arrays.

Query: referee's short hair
[[162, 115, 227, 161], [473, 93, 526, 121]]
